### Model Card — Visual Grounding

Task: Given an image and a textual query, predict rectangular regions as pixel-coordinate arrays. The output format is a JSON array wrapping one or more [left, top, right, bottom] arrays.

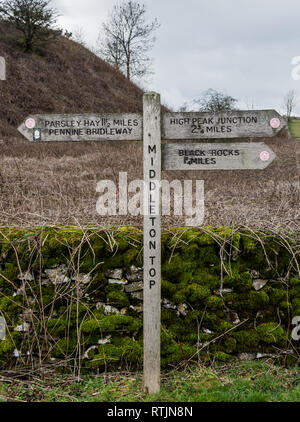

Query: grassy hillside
[[289, 120, 300, 141], [0, 133, 298, 228], [0, 21, 144, 138], [0, 21, 298, 229]]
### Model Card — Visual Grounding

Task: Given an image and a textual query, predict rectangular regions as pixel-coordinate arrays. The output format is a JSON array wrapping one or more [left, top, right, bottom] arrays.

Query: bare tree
[[193, 89, 238, 112], [72, 26, 87, 47], [0, 0, 61, 53], [283, 90, 298, 121], [96, 33, 124, 71], [98, 1, 160, 80]]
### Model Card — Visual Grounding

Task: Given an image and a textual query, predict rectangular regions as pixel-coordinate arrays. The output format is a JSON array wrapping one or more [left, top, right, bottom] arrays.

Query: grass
[[0, 133, 298, 229], [289, 120, 300, 141], [0, 361, 300, 402]]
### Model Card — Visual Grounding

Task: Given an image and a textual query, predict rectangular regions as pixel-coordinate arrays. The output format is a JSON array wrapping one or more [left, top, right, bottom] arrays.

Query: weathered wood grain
[[162, 110, 286, 140], [18, 113, 143, 142], [143, 92, 161, 395], [163, 142, 277, 170]]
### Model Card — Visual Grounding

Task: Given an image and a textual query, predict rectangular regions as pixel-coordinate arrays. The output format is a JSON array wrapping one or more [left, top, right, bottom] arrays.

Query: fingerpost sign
[[17, 93, 283, 395]]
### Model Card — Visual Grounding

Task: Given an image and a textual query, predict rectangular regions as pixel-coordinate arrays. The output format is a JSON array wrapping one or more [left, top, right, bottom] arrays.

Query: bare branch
[[97, 1, 160, 81], [282, 90, 298, 121], [193, 89, 238, 113]]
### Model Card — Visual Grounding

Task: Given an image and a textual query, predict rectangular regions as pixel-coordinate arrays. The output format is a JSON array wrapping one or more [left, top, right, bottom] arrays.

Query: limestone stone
[[96, 303, 120, 315], [253, 279, 268, 291], [44, 266, 70, 285], [14, 322, 30, 332], [162, 298, 177, 310], [238, 353, 256, 361], [125, 281, 143, 293], [108, 278, 128, 286], [73, 274, 92, 284], [98, 336, 111, 345], [107, 269, 123, 279], [131, 291, 143, 301], [18, 272, 34, 282], [126, 265, 143, 282]]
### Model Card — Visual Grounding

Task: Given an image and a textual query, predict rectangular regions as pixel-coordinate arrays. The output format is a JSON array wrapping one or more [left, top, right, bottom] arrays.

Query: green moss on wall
[[0, 226, 299, 371]]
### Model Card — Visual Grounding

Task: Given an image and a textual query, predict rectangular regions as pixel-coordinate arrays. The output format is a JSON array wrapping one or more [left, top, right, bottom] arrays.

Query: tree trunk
[[126, 61, 130, 80], [25, 39, 33, 52]]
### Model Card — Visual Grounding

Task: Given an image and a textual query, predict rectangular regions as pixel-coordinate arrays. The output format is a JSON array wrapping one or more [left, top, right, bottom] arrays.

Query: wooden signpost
[[18, 94, 284, 395]]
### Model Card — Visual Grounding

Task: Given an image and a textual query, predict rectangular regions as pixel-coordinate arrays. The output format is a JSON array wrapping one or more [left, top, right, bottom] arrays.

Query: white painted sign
[[163, 142, 277, 171], [18, 113, 143, 141], [162, 110, 286, 140]]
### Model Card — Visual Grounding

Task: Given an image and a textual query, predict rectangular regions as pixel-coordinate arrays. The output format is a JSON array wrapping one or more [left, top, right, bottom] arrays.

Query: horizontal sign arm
[[162, 110, 286, 140], [163, 142, 277, 170], [18, 113, 143, 142], [18, 110, 286, 142]]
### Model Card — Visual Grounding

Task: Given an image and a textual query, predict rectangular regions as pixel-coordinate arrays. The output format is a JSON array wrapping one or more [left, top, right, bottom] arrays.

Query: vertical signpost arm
[[143, 92, 161, 394]]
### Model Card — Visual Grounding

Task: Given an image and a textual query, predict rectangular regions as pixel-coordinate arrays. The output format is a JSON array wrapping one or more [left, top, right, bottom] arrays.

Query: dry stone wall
[[0, 226, 299, 372]]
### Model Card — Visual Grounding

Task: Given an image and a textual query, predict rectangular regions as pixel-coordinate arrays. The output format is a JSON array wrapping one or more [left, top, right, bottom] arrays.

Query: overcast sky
[[54, 0, 300, 114]]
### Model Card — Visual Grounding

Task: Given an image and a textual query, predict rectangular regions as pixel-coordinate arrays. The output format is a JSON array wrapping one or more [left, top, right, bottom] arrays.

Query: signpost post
[[143, 92, 161, 395], [18, 96, 285, 395]]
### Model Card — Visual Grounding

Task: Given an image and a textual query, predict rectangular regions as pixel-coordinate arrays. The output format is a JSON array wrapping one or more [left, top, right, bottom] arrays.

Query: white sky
[[54, 0, 300, 113]]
